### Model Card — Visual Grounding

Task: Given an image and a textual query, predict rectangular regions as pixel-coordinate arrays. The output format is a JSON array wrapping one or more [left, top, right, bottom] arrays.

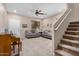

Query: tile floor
[[20, 37, 53, 56]]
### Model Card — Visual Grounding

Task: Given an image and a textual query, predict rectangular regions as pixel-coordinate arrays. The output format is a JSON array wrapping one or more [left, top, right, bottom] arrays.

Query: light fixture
[[13, 10, 17, 13], [58, 9, 62, 12], [35, 10, 47, 16]]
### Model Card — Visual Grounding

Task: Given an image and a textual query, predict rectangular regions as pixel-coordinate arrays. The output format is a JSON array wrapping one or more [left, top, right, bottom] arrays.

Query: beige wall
[[41, 8, 67, 32], [7, 13, 41, 38], [20, 16, 41, 38], [68, 3, 79, 22], [41, 19, 52, 32]]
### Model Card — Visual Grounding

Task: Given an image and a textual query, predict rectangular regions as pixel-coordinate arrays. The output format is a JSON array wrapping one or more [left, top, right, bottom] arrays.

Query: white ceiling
[[4, 3, 67, 19]]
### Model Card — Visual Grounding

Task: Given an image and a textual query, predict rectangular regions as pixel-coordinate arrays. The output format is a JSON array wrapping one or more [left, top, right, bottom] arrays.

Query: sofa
[[25, 30, 52, 40], [41, 30, 52, 40], [25, 30, 41, 39]]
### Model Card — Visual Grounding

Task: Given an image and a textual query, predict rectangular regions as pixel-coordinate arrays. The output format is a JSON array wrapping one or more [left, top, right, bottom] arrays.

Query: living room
[[0, 3, 67, 56]]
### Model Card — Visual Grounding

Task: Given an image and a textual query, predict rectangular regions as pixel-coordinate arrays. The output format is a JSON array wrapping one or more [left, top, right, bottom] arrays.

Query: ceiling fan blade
[[39, 10, 42, 12]]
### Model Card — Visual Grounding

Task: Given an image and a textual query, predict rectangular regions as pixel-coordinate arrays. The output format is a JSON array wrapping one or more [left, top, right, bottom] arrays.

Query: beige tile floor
[[20, 37, 53, 56]]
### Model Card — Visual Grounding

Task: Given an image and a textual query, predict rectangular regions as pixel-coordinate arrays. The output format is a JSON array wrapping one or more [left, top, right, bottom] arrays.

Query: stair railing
[[53, 8, 72, 53], [54, 8, 71, 31]]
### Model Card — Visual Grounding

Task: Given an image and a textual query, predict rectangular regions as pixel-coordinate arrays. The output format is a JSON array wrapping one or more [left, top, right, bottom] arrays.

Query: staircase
[[55, 21, 79, 56]]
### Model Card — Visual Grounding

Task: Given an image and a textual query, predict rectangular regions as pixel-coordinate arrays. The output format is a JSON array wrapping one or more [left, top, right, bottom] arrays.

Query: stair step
[[63, 34, 79, 40], [64, 34, 79, 37], [65, 31, 79, 35], [59, 44, 79, 53], [62, 39, 79, 44], [69, 24, 79, 25], [68, 27, 79, 28], [70, 22, 79, 24], [55, 50, 73, 56], [56, 21, 79, 56], [67, 27, 79, 31], [66, 31, 79, 33], [68, 24, 79, 27]]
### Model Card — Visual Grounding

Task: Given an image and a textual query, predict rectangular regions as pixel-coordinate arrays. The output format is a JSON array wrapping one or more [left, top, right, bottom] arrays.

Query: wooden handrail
[[54, 9, 71, 30]]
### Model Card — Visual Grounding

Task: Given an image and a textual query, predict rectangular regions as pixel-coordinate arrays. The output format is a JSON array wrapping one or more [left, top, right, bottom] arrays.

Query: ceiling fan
[[35, 10, 47, 16]]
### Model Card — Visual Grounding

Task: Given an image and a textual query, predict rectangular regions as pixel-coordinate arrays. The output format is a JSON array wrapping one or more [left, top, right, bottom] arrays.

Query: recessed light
[[13, 10, 17, 13], [58, 9, 61, 12]]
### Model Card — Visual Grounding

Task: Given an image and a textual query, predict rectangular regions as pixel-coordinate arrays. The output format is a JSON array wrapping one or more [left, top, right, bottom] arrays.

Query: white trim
[[54, 9, 71, 31]]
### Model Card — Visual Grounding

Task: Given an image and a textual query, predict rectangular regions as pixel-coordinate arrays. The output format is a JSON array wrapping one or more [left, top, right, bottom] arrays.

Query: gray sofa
[[42, 30, 52, 40], [25, 31, 41, 39], [25, 30, 52, 40]]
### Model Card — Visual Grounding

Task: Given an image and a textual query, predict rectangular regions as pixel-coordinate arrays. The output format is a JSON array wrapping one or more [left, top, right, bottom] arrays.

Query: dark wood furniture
[[0, 34, 22, 56]]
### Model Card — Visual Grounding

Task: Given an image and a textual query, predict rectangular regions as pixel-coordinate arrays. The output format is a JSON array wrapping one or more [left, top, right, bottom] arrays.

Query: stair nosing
[[70, 22, 79, 24], [59, 44, 79, 53], [69, 24, 79, 25], [55, 50, 73, 56], [68, 27, 79, 28], [66, 31, 79, 33], [62, 39, 79, 44], [64, 34, 79, 38]]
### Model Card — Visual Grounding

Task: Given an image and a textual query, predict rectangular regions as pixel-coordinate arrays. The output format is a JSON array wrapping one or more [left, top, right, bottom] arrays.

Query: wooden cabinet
[[0, 34, 22, 56]]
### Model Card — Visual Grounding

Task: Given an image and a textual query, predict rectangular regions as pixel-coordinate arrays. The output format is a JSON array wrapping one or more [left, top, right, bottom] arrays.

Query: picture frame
[[22, 24, 27, 28]]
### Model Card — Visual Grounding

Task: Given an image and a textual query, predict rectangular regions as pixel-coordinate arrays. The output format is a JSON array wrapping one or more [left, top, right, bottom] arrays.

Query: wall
[[7, 13, 41, 38], [41, 19, 52, 32], [41, 8, 67, 35], [68, 3, 79, 22], [20, 16, 41, 38]]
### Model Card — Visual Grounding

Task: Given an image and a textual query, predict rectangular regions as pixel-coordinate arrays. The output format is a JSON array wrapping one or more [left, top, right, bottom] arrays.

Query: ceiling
[[4, 3, 67, 19]]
